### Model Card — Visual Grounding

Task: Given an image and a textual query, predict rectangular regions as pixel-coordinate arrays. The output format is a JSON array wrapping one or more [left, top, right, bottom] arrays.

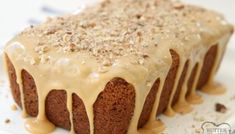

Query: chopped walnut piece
[[101, 0, 111, 8], [137, 22, 145, 27], [136, 14, 142, 19], [137, 31, 142, 37], [215, 103, 227, 113], [173, 2, 185, 10], [138, 58, 144, 65], [34, 45, 49, 54], [69, 43, 77, 52], [142, 54, 149, 59], [5, 119, 10, 124], [66, 31, 72, 35], [45, 28, 57, 35]]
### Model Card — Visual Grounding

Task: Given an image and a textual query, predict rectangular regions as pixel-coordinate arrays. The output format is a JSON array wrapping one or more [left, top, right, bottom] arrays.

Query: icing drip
[[25, 118, 55, 134], [201, 35, 230, 95], [67, 92, 75, 134], [139, 120, 165, 134], [164, 58, 186, 117], [3, 0, 233, 134], [186, 63, 204, 104], [173, 61, 193, 114], [17, 70, 27, 118], [201, 82, 226, 95]]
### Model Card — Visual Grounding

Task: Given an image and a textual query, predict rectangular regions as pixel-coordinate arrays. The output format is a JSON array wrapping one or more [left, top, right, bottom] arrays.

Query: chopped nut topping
[[143, 54, 149, 59], [18, 0, 226, 66], [138, 58, 145, 65], [173, 2, 185, 10], [34, 45, 49, 55], [68, 43, 76, 52], [45, 28, 57, 35], [66, 31, 72, 35], [136, 14, 142, 19], [137, 31, 142, 37]]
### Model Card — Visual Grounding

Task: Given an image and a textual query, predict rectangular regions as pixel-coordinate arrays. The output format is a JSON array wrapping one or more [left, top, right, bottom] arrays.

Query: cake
[[4, 0, 233, 134]]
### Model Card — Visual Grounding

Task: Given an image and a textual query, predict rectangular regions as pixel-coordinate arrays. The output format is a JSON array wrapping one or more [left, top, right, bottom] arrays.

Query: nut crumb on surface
[[173, 3, 184, 10], [5, 119, 10, 124], [17, 0, 226, 66], [215, 103, 227, 113]]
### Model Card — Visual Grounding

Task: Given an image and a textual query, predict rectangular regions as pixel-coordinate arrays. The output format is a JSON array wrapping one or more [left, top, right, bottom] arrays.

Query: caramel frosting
[[4, 0, 233, 133]]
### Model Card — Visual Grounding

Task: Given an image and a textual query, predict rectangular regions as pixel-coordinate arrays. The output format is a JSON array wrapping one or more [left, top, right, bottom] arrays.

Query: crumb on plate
[[4, 118, 11, 124], [215, 103, 227, 113]]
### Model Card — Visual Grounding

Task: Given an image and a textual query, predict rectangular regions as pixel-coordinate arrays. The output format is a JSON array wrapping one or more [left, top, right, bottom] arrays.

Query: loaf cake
[[4, 0, 233, 133]]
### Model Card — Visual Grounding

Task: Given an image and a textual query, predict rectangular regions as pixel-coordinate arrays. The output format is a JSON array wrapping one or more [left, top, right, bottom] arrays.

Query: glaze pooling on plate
[[3, 0, 234, 133]]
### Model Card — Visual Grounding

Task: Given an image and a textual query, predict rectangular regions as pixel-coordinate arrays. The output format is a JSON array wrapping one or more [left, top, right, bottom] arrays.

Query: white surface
[[0, 0, 234, 134]]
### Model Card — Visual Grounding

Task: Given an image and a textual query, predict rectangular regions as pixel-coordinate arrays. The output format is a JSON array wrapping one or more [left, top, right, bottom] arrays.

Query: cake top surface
[[13, 0, 231, 66]]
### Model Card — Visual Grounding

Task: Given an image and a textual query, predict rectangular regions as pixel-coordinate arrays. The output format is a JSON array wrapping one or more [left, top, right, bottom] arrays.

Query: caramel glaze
[[3, 0, 234, 133]]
